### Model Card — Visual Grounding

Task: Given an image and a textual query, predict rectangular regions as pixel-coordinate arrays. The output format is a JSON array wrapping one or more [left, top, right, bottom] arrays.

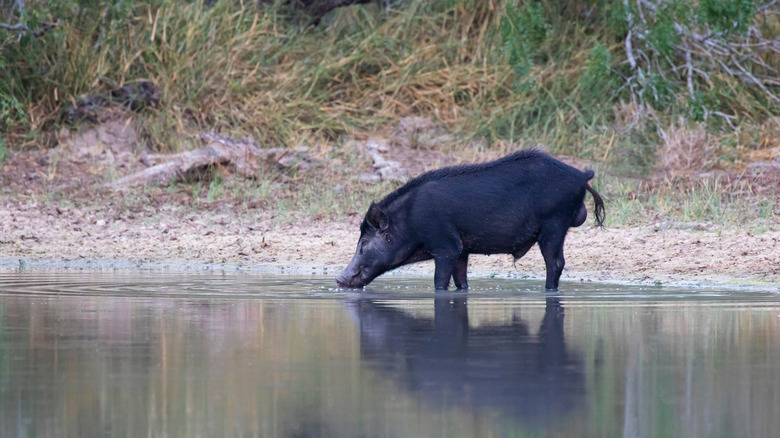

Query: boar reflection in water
[[346, 298, 585, 421], [337, 150, 605, 290]]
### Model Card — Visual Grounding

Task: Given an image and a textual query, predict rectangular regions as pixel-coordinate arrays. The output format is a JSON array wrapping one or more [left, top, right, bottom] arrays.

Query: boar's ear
[[366, 202, 389, 232]]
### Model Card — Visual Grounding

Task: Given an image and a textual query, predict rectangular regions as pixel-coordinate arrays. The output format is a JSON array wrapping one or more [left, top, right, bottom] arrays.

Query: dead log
[[106, 133, 286, 189]]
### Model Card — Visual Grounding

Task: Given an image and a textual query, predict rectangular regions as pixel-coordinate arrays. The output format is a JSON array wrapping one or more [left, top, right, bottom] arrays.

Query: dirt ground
[[1, 123, 779, 290], [2, 200, 779, 289]]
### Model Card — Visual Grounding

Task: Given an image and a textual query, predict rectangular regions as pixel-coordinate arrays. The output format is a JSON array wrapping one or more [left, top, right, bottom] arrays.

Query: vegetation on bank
[[1, 0, 779, 226]]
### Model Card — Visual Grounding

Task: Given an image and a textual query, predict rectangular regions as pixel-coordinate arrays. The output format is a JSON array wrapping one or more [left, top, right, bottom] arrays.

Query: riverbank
[[2, 199, 778, 290]]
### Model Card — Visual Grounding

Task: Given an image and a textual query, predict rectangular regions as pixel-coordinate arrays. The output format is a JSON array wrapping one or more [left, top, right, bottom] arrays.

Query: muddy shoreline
[[2, 202, 778, 291], [2, 134, 778, 292]]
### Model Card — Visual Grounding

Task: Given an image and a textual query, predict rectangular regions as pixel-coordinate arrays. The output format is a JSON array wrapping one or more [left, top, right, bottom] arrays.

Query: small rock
[[359, 173, 382, 184], [366, 138, 390, 152], [378, 165, 409, 183], [277, 155, 299, 168], [391, 116, 450, 149]]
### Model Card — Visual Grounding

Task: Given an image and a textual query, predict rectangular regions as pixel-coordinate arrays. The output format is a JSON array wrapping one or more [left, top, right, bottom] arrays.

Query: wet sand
[[2, 202, 778, 290]]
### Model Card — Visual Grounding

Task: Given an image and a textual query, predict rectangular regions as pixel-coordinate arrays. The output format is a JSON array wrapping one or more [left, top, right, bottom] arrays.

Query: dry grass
[[657, 121, 719, 174]]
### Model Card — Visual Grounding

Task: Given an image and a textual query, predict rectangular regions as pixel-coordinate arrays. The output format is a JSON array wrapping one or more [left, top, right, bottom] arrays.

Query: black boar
[[336, 149, 605, 290]]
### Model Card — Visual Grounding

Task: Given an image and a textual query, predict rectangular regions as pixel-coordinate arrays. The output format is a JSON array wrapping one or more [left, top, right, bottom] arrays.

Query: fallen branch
[[106, 133, 286, 190], [731, 55, 780, 103], [0, 22, 27, 32]]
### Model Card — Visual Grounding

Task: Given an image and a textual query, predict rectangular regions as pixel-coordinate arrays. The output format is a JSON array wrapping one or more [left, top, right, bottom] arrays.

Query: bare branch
[[756, 0, 779, 16], [713, 111, 738, 136], [690, 67, 712, 86], [626, 30, 637, 70], [0, 19, 59, 41], [730, 56, 780, 102], [0, 22, 28, 32], [623, 0, 637, 70], [684, 39, 694, 98]]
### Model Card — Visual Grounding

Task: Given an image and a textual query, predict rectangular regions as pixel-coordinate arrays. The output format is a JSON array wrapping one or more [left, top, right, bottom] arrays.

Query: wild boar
[[336, 149, 605, 290]]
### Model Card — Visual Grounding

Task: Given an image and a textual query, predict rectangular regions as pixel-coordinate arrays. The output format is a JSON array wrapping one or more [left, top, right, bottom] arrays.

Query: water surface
[[1, 271, 779, 437]]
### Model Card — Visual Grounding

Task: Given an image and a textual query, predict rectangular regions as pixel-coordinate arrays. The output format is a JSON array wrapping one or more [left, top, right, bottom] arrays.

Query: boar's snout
[[336, 253, 373, 289], [335, 271, 369, 288], [336, 257, 369, 288], [336, 273, 363, 288]]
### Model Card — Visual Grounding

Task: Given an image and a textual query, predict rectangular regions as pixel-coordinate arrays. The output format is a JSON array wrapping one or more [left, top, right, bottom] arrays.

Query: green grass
[[0, 136, 7, 163], [602, 175, 779, 228]]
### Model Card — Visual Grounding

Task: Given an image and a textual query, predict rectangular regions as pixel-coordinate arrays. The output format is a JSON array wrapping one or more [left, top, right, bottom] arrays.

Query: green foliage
[[646, 5, 680, 58], [499, 1, 548, 79], [607, 0, 629, 35], [579, 43, 614, 105], [0, 87, 26, 130], [0, 135, 7, 163], [698, 0, 756, 35], [686, 90, 721, 122], [0, 57, 27, 130], [643, 72, 676, 108], [206, 175, 223, 203]]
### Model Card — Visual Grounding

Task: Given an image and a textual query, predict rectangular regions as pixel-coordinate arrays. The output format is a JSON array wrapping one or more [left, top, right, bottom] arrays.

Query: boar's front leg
[[434, 253, 469, 290], [452, 253, 469, 290], [434, 256, 456, 290], [431, 234, 465, 290]]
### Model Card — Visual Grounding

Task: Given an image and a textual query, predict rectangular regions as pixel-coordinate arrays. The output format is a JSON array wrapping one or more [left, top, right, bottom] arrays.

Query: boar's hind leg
[[452, 253, 469, 290], [538, 229, 567, 291]]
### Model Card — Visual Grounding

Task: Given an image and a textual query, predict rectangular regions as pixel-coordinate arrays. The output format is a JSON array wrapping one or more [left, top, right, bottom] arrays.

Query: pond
[[1, 270, 779, 437]]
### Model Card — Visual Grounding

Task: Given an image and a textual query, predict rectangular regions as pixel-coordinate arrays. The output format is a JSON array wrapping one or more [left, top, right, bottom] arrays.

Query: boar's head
[[336, 202, 424, 289]]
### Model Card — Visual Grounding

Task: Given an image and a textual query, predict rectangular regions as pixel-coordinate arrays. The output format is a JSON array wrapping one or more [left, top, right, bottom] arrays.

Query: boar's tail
[[586, 183, 606, 228]]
